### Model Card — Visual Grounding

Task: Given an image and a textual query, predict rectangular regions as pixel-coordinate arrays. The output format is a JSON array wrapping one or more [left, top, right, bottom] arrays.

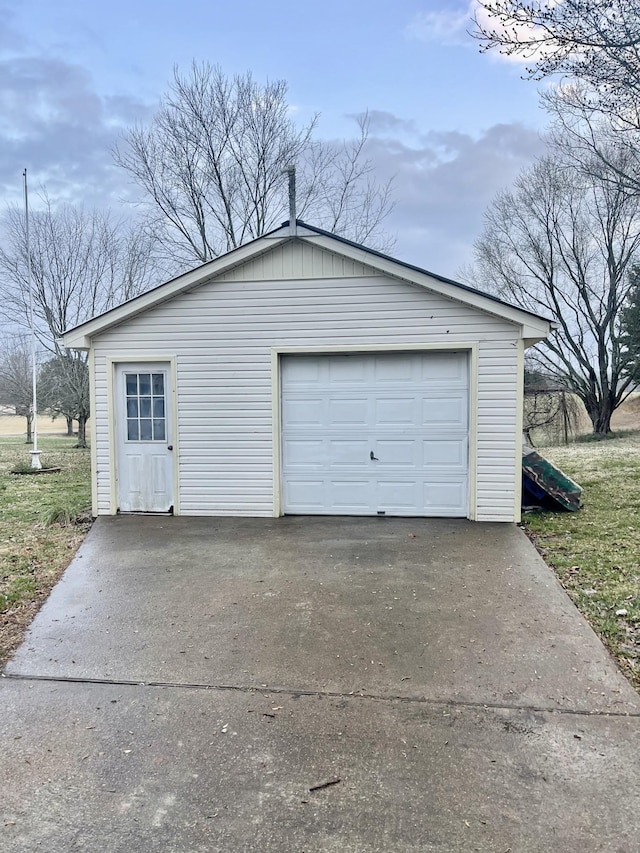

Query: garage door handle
[[370, 451, 379, 461]]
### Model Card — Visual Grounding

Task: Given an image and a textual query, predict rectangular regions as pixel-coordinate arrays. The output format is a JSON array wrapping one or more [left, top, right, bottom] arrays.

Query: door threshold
[[116, 506, 174, 517]]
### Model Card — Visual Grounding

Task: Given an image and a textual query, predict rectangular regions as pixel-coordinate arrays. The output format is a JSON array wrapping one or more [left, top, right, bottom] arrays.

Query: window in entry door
[[125, 372, 166, 441]]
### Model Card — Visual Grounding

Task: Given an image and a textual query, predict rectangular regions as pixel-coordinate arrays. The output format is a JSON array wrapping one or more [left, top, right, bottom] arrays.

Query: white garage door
[[280, 351, 469, 517]]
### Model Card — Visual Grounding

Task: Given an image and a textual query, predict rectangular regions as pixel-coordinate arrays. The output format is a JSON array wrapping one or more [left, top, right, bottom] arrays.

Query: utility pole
[[24, 168, 41, 468]]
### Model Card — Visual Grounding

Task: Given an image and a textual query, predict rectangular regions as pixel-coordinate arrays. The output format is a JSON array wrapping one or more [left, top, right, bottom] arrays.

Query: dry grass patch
[[0, 436, 92, 664], [0, 412, 74, 437], [524, 431, 640, 690]]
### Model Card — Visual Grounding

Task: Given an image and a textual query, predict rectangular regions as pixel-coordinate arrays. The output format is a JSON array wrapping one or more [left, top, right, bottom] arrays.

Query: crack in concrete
[[3, 671, 639, 718]]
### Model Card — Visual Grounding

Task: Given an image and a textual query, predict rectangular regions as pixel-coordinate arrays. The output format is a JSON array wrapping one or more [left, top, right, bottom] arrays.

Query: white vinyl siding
[[91, 269, 521, 522], [215, 241, 382, 281]]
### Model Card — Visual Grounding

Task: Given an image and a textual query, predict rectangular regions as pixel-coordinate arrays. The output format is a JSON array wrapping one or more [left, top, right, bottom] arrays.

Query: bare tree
[[114, 63, 394, 267], [40, 354, 90, 448], [296, 115, 395, 249], [0, 199, 159, 446], [543, 96, 640, 198], [473, 2, 640, 193], [0, 198, 158, 351], [0, 338, 38, 442], [473, 1, 640, 130], [474, 142, 640, 436]]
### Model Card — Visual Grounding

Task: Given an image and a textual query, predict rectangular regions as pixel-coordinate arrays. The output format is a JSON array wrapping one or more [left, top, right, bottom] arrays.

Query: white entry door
[[115, 364, 174, 513], [281, 352, 469, 517]]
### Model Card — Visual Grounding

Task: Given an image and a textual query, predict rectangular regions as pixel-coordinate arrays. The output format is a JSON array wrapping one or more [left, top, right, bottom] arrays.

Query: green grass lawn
[[0, 436, 92, 662], [524, 431, 640, 690]]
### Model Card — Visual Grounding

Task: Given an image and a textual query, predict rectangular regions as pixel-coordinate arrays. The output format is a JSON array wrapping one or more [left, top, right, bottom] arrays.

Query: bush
[[45, 505, 73, 526]]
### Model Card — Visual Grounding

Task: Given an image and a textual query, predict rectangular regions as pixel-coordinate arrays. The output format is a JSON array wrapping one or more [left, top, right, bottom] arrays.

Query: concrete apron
[[2, 516, 640, 852]]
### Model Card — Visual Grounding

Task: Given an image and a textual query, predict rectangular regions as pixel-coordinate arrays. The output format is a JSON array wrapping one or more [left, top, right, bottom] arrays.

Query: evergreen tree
[[621, 266, 640, 382]]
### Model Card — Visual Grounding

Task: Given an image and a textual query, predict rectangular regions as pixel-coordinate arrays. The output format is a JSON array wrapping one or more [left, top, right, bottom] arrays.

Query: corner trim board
[[514, 338, 525, 523], [88, 348, 98, 518]]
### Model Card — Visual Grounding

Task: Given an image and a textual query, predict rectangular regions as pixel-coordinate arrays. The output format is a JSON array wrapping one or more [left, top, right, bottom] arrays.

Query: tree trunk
[[66, 416, 74, 437], [25, 414, 33, 444], [76, 416, 88, 448], [585, 399, 614, 436]]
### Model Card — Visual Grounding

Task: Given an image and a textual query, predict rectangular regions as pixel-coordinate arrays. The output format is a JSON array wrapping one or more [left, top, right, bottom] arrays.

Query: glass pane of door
[[125, 372, 167, 441]]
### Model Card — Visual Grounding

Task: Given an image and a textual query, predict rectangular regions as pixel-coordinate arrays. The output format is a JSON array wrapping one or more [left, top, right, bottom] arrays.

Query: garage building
[[63, 221, 552, 522]]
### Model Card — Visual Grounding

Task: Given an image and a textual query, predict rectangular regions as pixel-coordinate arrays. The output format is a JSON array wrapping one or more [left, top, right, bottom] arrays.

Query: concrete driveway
[[2, 516, 639, 852]]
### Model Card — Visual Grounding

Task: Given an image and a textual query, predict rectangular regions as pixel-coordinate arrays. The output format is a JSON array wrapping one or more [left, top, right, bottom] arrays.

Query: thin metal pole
[[23, 168, 40, 466], [285, 165, 297, 236]]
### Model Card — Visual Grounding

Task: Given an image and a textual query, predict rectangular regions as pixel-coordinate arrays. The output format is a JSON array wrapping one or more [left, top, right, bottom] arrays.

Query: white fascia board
[[301, 233, 552, 339], [62, 233, 290, 349], [523, 321, 558, 348], [523, 336, 546, 348]]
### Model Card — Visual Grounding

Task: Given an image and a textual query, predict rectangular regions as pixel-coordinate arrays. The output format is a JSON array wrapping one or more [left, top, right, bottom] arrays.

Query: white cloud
[[361, 114, 546, 277], [406, 2, 554, 65], [350, 110, 418, 136], [405, 2, 476, 45], [0, 47, 152, 209]]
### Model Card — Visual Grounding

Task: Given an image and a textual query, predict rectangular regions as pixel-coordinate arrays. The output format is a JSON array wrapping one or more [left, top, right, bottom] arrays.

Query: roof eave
[[62, 230, 290, 348], [62, 220, 553, 348]]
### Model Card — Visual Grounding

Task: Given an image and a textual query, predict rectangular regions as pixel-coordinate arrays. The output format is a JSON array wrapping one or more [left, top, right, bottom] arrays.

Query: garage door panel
[[377, 480, 419, 509], [285, 479, 325, 508], [282, 357, 322, 384], [374, 355, 414, 382], [328, 356, 367, 383], [281, 352, 469, 517], [421, 353, 467, 383], [282, 398, 325, 425], [421, 396, 467, 426], [329, 440, 369, 466], [424, 479, 468, 513], [283, 439, 325, 467], [374, 440, 416, 466], [423, 438, 468, 468], [331, 480, 371, 509], [328, 398, 369, 425], [375, 397, 416, 425]]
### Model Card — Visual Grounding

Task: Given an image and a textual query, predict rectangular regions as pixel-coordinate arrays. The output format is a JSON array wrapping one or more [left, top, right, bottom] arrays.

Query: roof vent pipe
[[284, 165, 297, 236]]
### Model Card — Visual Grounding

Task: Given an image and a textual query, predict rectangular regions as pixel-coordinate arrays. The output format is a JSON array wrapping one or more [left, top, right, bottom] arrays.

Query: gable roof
[[63, 220, 552, 349]]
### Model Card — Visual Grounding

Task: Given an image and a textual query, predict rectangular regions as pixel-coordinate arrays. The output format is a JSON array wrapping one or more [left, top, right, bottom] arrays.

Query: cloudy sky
[[0, 0, 549, 279]]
